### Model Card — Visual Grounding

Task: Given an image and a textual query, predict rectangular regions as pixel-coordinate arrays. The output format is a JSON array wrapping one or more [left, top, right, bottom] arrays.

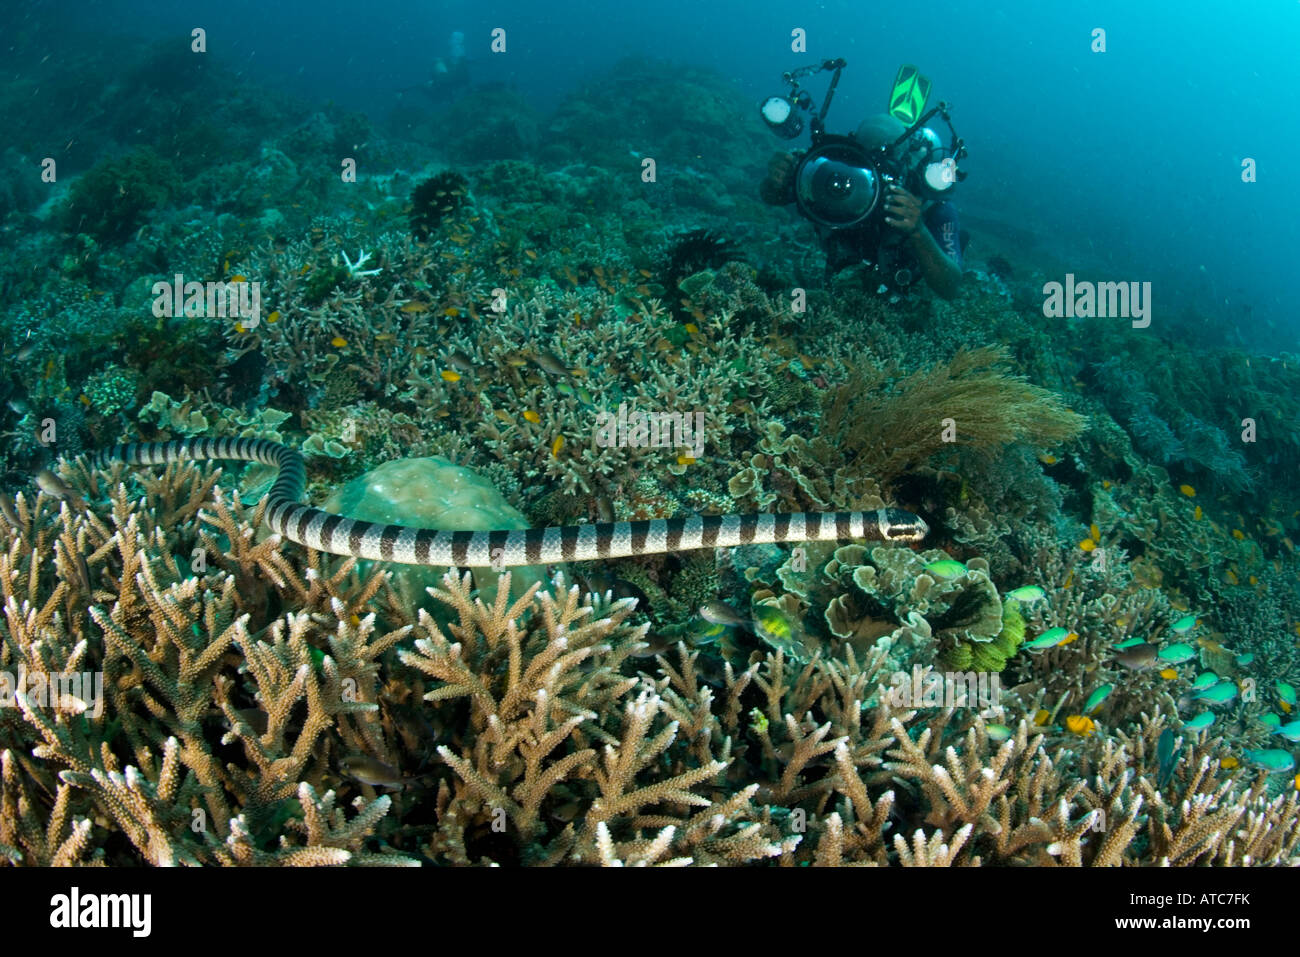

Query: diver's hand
[[884, 185, 923, 235], [760, 152, 797, 205]]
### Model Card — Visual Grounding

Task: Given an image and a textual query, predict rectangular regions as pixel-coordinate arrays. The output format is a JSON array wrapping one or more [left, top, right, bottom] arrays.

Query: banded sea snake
[[91, 437, 929, 567]]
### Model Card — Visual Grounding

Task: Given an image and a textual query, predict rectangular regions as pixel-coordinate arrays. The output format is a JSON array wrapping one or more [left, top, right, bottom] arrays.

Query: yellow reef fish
[[401, 301, 429, 313], [1194, 505, 1203, 520], [1180, 484, 1196, 497], [1079, 538, 1097, 552], [1232, 529, 1245, 540], [523, 410, 541, 424], [1033, 709, 1050, 726], [551, 435, 565, 457], [1065, 714, 1095, 736], [677, 455, 696, 466], [267, 310, 280, 324], [1089, 523, 1100, 541], [1220, 756, 1239, 770], [1159, 668, 1178, 680], [684, 323, 699, 334], [440, 370, 461, 382], [330, 336, 347, 348]]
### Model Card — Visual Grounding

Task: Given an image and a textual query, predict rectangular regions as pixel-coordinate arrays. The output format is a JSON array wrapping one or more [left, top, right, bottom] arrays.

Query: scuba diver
[[409, 30, 470, 102], [758, 63, 966, 300]]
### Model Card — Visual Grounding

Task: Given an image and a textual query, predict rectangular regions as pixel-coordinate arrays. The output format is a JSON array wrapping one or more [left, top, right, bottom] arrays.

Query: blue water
[[8, 0, 1294, 344]]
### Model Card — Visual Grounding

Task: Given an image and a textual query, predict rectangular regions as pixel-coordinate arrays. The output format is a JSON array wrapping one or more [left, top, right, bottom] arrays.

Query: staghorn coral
[[3, 451, 1299, 867]]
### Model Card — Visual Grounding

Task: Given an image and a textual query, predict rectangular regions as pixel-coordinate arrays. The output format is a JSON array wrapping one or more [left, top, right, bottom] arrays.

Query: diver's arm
[[884, 186, 962, 300], [907, 227, 962, 300]]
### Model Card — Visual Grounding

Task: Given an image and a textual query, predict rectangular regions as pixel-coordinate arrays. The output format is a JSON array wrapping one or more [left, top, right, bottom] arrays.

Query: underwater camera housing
[[762, 60, 967, 230], [793, 115, 964, 229]]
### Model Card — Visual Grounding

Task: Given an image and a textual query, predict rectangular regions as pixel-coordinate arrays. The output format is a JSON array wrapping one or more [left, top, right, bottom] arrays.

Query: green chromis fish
[[1241, 748, 1296, 774], [1192, 681, 1238, 706], [1169, 615, 1199, 634], [1191, 672, 1220, 691], [1272, 721, 1300, 743], [924, 559, 967, 580], [985, 723, 1012, 743], [1115, 643, 1158, 671], [1156, 728, 1177, 790], [1157, 643, 1196, 664], [1004, 585, 1046, 603], [1183, 712, 1216, 732], [1023, 627, 1076, 650], [1235, 653, 1254, 666], [1277, 681, 1297, 706], [1259, 713, 1283, 728], [555, 380, 576, 398], [1114, 637, 1147, 650], [1083, 683, 1113, 714]]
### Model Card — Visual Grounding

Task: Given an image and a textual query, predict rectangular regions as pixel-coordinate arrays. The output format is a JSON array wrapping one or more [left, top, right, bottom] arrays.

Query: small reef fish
[[1183, 712, 1216, 732], [985, 723, 1012, 743], [1235, 653, 1254, 666], [1115, 643, 1158, 671], [1064, 714, 1095, 736], [1179, 484, 1196, 497], [339, 755, 418, 789], [1005, 585, 1046, 603], [752, 604, 805, 657], [1191, 672, 1220, 691], [1083, 683, 1113, 714], [446, 350, 475, 372], [1271, 721, 1300, 743], [924, 560, 966, 579], [1157, 643, 1196, 664], [1024, 627, 1076, 650], [0, 493, 18, 527], [1156, 728, 1177, 789], [699, 599, 748, 629], [1192, 681, 1238, 706], [580, 572, 656, 628], [1278, 681, 1297, 707], [1158, 668, 1179, 680], [1113, 637, 1147, 650], [34, 468, 85, 508], [6, 396, 31, 415], [531, 350, 571, 377], [1259, 713, 1282, 729], [1169, 615, 1198, 634], [1241, 749, 1296, 775]]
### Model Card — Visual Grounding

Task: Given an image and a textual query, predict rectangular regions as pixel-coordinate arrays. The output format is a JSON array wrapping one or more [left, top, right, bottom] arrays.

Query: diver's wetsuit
[[817, 200, 961, 287]]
